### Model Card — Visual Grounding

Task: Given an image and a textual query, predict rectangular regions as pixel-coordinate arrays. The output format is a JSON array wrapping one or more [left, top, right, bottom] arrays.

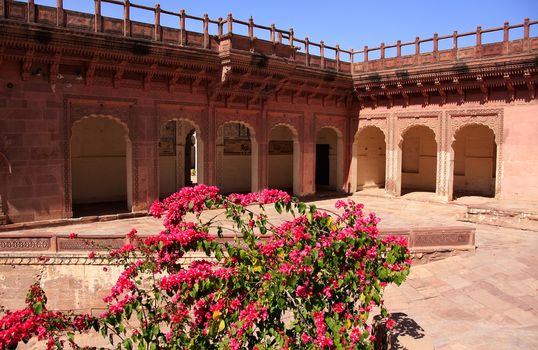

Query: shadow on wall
[[374, 312, 433, 350]]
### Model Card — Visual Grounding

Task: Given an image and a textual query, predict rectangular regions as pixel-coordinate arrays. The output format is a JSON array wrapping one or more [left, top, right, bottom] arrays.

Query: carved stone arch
[[315, 124, 345, 139], [269, 122, 299, 139], [395, 112, 441, 147], [268, 123, 301, 196], [394, 114, 441, 197], [158, 117, 203, 138], [216, 120, 259, 193], [355, 125, 387, 144], [68, 114, 134, 216], [447, 109, 503, 199], [158, 117, 205, 193], [71, 114, 130, 141], [398, 122, 438, 147], [352, 125, 388, 192], [315, 125, 345, 191], [355, 116, 389, 146]]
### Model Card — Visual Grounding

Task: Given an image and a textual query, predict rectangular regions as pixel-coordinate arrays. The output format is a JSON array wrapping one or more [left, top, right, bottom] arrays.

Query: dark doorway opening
[[316, 144, 330, 189]]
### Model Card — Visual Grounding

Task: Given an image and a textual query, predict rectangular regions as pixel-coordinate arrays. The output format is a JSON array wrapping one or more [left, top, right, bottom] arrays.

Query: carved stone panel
[[0, 238, 50, 251]]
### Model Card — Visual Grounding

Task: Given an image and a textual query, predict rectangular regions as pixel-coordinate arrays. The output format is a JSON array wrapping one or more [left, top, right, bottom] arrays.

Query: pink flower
[[386, 318, 396, 330], [69, 233, 77, 240]]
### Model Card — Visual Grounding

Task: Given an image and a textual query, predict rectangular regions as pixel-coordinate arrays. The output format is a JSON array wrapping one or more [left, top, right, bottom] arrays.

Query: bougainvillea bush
[[0, 185, 411, 349]]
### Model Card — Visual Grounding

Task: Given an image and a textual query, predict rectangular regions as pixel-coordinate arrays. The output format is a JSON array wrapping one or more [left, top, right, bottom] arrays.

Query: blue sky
[[36, 0, 537, 56]]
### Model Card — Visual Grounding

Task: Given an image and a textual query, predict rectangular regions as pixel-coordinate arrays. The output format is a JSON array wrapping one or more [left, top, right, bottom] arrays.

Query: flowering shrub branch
[[0, 185, 410, 349]]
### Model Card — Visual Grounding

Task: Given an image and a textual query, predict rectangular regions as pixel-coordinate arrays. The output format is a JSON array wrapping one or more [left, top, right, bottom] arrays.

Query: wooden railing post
[[336, 44, 340, 72], [433, 33, 438, 53], [248, 16, 254, 39], [524, 18, 530, 51], [27, 0, 35, 23], [364, 45, 369, 63], [94, 0, 102, 32], [380, 42, 385, 59], [475, 26, 482, 57], [227, 13, 233, 34], [154, 3, 161, 41], [503, 21, 509, 54], [56, 0, 64, 26], [179, 9, 186, 45], [305, 37, 310, 66], [123, 0, 130, 37], [350, 49, 354, 74], [415, 37, 420, 55], [217, 17, 223, 36], [320, 40, 325, 68], [203, 13, 209, 48], [270, 24, 275, 43], [453, 30, 458, 59], [289, 28, 294, 47], [396, 40, 401, 57]]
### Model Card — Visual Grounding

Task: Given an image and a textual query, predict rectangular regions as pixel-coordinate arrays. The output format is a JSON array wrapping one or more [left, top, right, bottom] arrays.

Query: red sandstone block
[[30, 147, 59, 160], [35, 184, 61, 197], [5, 148, 30, 160], [6, 99, 28, 108], [5, 120, 26, 132], [36, 174, 57, 184], [8, 186, 34, 199]]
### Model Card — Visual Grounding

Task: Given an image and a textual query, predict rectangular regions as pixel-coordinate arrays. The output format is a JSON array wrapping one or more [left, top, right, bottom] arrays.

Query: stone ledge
[[0, 211, 149, 232], [461, 205, 538, 231], [0, 226, 476, 264]]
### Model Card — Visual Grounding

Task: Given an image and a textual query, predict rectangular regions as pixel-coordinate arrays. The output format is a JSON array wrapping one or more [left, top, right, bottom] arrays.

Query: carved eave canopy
[[214, 34, 353, 104], [0, 20, 222, 90], [353, 53, 537, 107]]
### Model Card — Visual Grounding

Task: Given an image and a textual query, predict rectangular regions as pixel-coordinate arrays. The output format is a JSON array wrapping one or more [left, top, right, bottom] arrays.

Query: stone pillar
[[301, 111, 316, 196], [175, 121, 186, 188], [205, 105, 217, 187], [130, 105, 158, 211], [436, 111, 452, 201], [215, 125, 224, 189], [257, 104, 269, 191], [385, 114, 400, 196]]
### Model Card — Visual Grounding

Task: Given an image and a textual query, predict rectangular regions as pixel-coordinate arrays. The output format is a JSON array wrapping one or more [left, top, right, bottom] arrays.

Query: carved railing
[[0, 0, 353, 73], [351, 19, 538, 73], [0, 1, 536, 75]]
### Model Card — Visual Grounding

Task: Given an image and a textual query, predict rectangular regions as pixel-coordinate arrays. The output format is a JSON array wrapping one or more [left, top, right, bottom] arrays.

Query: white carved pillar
[[436, 111, 452, 201], [385, 114, 400, 196]]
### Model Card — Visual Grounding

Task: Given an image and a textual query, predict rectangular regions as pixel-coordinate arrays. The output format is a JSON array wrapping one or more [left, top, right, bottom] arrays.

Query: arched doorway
[[70, 116, 132, 217], [401, 125, 437, 194], [315, 127, 343, 192], [268, 125, 300, 195], [452, 124, 496, 198], [158, 119, 203, 198], [216, 122, 258, 194], [355, 126, 386, 191]]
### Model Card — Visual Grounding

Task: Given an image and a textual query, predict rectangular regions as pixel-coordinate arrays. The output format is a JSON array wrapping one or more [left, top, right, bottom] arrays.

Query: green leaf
[[123, 338, 133, 350], [32, 302, 43, 315], [275, 202, 282, 214]]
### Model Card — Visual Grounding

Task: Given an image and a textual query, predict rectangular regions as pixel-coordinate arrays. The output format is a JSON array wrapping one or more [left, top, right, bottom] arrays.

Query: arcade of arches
[[0, 5, 536, 224]]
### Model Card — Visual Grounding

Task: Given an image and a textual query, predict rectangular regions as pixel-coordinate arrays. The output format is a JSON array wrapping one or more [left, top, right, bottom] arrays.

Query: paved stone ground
[[4, 193, 538, 349]]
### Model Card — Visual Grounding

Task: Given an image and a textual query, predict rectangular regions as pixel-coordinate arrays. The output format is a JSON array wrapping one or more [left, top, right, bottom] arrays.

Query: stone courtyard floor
[[5, 193, 538, 349]]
